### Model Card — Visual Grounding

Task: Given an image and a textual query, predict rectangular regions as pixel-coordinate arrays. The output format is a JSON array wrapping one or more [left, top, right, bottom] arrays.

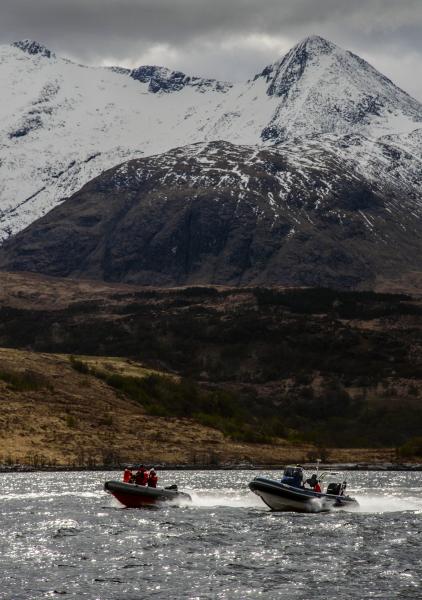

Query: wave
[[354, 494, 422, 513], [188, 490, 263, 509], [0, 491, 99, 500]]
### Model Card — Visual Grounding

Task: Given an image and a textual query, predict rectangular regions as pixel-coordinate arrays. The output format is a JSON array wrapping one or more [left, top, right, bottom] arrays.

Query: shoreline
[[1, 462, 422, 473]]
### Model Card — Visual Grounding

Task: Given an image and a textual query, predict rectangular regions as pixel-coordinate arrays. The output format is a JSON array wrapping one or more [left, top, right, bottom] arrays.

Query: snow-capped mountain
[[0, 35, 421, 242], [257, 36, 422, 141]]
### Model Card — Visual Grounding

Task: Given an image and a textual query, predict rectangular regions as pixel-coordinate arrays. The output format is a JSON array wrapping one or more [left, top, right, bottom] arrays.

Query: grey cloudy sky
[[1, 0, 422, 100]]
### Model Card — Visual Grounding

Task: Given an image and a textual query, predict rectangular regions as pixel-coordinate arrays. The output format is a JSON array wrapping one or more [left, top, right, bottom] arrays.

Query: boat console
[[280, 466, 305, 488]]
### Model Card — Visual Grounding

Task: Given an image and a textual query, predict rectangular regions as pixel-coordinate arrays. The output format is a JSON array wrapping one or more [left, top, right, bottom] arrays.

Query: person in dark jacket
[[306, 473, 321, 492], [148, 468, 158, 488]]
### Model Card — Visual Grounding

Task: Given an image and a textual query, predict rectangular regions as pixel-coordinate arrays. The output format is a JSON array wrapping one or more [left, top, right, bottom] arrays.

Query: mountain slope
[[0, 36, 421, 241], [1, 138, 421, 289]]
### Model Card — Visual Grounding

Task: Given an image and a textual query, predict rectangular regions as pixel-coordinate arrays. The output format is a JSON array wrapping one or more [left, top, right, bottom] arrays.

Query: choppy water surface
[[1, 470, 421, 599]]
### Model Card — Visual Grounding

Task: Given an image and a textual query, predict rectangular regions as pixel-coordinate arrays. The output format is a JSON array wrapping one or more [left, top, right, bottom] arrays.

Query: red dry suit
[[148, 471, 158, 488], [135, 468, 149, 486], [123, 468, 132, 483]]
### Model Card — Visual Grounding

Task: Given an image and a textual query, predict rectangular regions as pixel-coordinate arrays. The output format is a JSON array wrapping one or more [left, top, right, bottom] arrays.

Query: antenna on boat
[[316, 458, 321, 478]]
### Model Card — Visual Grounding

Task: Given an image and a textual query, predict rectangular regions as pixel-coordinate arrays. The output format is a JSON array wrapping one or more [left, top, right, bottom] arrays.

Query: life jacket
[[123, 469, 132, 483], [148, 472, 158, 488], [136, 469, 149, 485], [314, 482, 321, 493]]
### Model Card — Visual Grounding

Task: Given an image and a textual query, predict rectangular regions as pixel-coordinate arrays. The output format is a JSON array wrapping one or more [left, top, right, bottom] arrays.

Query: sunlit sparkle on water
[[0, 470, 421, 599]]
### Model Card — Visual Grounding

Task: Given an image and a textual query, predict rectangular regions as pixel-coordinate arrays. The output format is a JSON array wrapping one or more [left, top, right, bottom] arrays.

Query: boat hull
[[249, 477, 358, 512], [104, 480, 191, 508]]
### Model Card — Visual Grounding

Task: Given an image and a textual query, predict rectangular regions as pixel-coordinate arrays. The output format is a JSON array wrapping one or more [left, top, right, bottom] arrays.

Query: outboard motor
[[326, 482, 342, 495]]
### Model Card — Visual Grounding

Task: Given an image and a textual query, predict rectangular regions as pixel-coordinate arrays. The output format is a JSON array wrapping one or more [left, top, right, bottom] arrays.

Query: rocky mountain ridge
[[129, 65, 232, 94]]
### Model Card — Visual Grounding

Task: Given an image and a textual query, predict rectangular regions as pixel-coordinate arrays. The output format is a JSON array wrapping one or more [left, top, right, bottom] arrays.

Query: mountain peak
[[295, 35, 337, 53], [256, 35, 422, 142], [12, 40, 55, 59], [255, 35, 340, 95]]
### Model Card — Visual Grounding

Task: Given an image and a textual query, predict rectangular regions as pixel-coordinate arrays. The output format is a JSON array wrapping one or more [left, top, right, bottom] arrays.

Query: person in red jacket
[[123, 467, 132, 483], [135, 465, 149, 486], [148, 468, 158, 488]]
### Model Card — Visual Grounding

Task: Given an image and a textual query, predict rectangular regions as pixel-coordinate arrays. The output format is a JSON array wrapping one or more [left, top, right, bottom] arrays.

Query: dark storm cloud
[[1, 0, 421, 98]]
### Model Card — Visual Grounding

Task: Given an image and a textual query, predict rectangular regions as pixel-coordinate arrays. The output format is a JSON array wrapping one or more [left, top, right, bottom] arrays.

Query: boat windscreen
[[283, 467, 303, 477], [281, 467, 304, 487]]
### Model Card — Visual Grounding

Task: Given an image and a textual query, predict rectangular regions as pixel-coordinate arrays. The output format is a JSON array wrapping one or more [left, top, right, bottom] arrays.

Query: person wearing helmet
[[148, 468, 158, 488]]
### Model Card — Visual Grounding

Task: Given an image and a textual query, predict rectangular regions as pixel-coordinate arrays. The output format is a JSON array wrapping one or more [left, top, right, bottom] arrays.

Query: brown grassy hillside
[[0, 347, 397, 466], [0, 347, 310, 466], [0, 272, 421, 458]]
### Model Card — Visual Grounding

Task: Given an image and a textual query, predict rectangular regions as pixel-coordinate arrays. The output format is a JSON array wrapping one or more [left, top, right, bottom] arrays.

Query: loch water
[[1, 469, 421, 599]]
